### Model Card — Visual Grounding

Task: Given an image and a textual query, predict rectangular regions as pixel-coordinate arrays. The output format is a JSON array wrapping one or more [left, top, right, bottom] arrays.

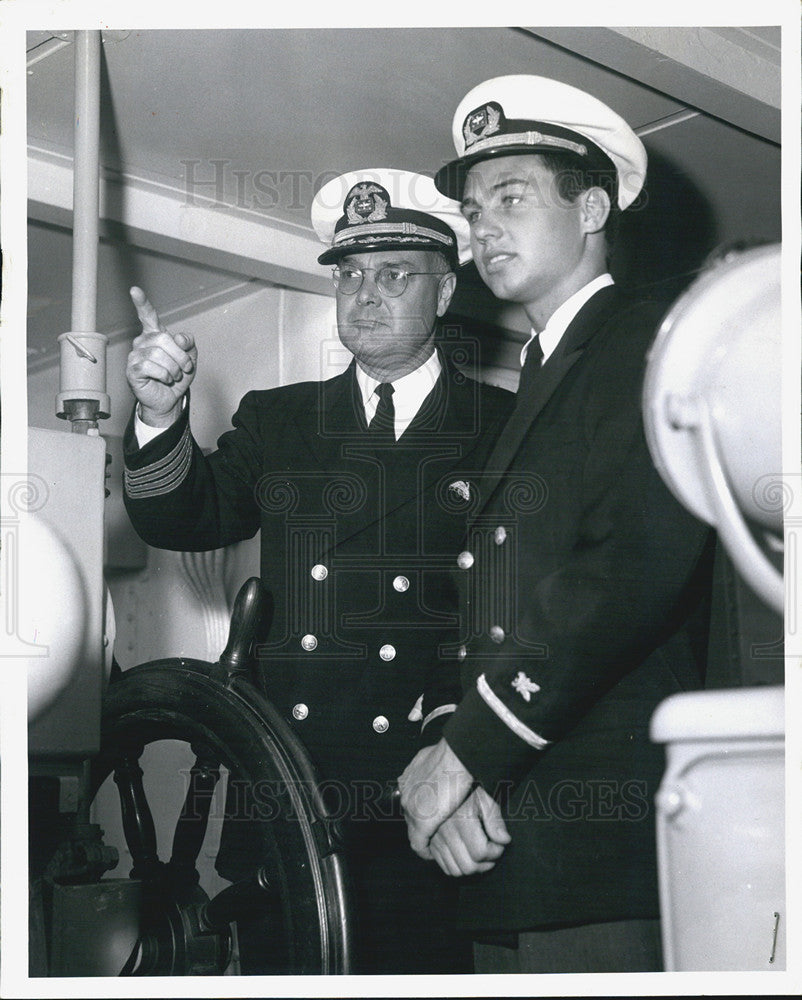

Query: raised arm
[[126, 286, 197, 427]]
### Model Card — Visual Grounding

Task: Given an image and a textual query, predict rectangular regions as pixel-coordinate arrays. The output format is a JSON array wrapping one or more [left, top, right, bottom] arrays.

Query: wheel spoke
[[113, 748, 161, 881], [167, 743, 220, 890], [93, 657, 353, 973]]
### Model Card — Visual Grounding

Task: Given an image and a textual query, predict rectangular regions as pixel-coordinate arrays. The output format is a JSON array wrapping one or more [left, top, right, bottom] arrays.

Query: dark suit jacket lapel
[[478, 285, 622, 506], [312, 358, 494, 551], [398, 359, 501, 497], [292, 361, 364, 469]]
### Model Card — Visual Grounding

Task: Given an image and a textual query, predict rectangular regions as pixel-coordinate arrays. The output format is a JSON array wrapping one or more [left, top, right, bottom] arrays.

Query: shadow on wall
[[98, 49, 150, 296], [444, 263, 513, 377], [611, 146, 718, 302], [442, 146, 722, 379]]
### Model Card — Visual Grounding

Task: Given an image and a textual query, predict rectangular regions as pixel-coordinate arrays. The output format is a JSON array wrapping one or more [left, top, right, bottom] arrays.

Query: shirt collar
[[521, 273, 614, 367], [355, 350, 442, 439]]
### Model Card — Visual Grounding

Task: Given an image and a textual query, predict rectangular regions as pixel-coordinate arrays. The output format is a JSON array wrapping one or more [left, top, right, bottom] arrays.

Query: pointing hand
[[125, 286, 197, 426]]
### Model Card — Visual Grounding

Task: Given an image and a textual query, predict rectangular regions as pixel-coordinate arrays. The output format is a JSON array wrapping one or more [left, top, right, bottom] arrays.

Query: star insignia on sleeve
[[511, 671, 540, 702]]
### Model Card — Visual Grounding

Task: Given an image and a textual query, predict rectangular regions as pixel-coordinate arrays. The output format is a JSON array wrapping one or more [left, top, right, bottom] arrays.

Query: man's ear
[[580, 187, 611, 235], [436, 271, 457, 317]]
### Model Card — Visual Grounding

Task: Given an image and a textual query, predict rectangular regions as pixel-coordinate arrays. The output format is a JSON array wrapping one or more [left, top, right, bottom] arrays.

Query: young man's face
[[461, 154, 588, 309], [335, 250, 454, 380]]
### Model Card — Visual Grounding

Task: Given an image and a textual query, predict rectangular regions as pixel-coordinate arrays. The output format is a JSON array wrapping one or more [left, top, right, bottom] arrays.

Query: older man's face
[[336, 250, 455, 381]]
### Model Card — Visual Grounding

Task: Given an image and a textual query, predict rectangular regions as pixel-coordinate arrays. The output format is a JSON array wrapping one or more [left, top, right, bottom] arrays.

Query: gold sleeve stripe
[[476, 673, 550, 749], [125, 424, 192, 498], [421, 703, 457, 731]]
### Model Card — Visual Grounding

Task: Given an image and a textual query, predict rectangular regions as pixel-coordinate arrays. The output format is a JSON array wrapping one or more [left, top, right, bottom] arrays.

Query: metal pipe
[[71, 30, 100, 334], [56, 30, 110, 430]]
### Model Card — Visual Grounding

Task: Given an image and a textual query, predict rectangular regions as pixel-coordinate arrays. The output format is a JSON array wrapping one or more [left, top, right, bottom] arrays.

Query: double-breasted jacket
[[124, 357, 513, 794]]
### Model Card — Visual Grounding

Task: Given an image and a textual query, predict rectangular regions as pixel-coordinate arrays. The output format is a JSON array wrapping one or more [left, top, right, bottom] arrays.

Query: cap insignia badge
[[463, 102, 502, 149], [345, 182, 390, 225]]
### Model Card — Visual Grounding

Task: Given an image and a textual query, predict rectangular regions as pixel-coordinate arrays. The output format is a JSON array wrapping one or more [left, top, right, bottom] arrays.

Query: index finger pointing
[[130, 286, 165, 333]]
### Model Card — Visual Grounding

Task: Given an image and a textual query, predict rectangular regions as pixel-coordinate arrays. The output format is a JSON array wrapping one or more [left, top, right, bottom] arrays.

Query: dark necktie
[[368, 382, 395, 436], [516, 333, 544, 398]]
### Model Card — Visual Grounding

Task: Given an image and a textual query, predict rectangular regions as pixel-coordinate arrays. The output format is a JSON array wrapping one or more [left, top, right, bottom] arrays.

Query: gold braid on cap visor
[[333, 221, 454, 248]]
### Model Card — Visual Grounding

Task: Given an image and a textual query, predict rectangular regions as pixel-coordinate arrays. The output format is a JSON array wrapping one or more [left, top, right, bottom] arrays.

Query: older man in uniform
[[399, 77, 714, 973], [122, 168, 512, 973]]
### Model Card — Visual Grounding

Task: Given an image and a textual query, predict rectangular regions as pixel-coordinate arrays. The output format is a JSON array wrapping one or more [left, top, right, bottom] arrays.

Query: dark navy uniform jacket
[[123, 356, 513, 795], [441, 287, 714, 933]]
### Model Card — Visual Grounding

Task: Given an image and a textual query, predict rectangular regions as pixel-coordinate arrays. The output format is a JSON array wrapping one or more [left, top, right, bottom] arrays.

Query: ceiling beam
[[27, 144, 533, 340], [27, 145, 332, 297], [524, 26, 781, 144]]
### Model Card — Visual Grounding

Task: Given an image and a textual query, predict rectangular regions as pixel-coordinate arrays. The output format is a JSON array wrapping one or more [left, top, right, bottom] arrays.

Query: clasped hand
[[398, 738, 510, 876]]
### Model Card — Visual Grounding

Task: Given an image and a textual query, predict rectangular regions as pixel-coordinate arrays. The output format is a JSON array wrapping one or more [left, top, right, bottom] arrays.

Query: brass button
[[310, 564, 328, 581], [494, 526, 507, 545], [379, 644, 396, 662], [292, 703, 308, 721], [457, 645, 467, 661], [457, 550, 474, 570], [393, 575, 410, 593], [373, 715, 389, 733], [301, 634, 318, 651], [489, 625, 506, 644]]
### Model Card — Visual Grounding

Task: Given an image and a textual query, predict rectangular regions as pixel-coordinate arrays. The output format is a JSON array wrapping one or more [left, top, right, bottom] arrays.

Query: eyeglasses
[[331, 264, 443, 297]]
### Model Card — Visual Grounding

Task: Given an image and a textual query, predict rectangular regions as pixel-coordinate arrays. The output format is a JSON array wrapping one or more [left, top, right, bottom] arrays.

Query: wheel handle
[[219, 577, 264, 683]]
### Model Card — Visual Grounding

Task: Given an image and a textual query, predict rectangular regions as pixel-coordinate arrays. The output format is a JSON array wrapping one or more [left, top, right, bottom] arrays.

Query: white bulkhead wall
[[55, 277, 342, 901]]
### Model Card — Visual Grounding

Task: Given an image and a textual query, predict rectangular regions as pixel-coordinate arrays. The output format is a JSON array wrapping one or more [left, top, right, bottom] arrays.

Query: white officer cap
[[312, 167, 470, 266], [434, 75, 647, 210]]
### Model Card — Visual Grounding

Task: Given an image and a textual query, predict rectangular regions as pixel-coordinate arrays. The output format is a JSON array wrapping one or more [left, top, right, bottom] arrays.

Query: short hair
[[433, 248, 457, 273], [537, 149, 621, 249]]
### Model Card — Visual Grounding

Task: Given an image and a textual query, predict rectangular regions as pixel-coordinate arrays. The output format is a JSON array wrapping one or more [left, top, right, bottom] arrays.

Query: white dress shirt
[[355, 350, 442, 440], [134, 396, 187, 448], [134, 351, 443, 447], [520, 273, 614, 368]]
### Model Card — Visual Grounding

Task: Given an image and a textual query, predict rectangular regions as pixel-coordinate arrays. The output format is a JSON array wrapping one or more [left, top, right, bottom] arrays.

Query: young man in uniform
[[122, 167, 512, 973], [399, 77, 714, 973]]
